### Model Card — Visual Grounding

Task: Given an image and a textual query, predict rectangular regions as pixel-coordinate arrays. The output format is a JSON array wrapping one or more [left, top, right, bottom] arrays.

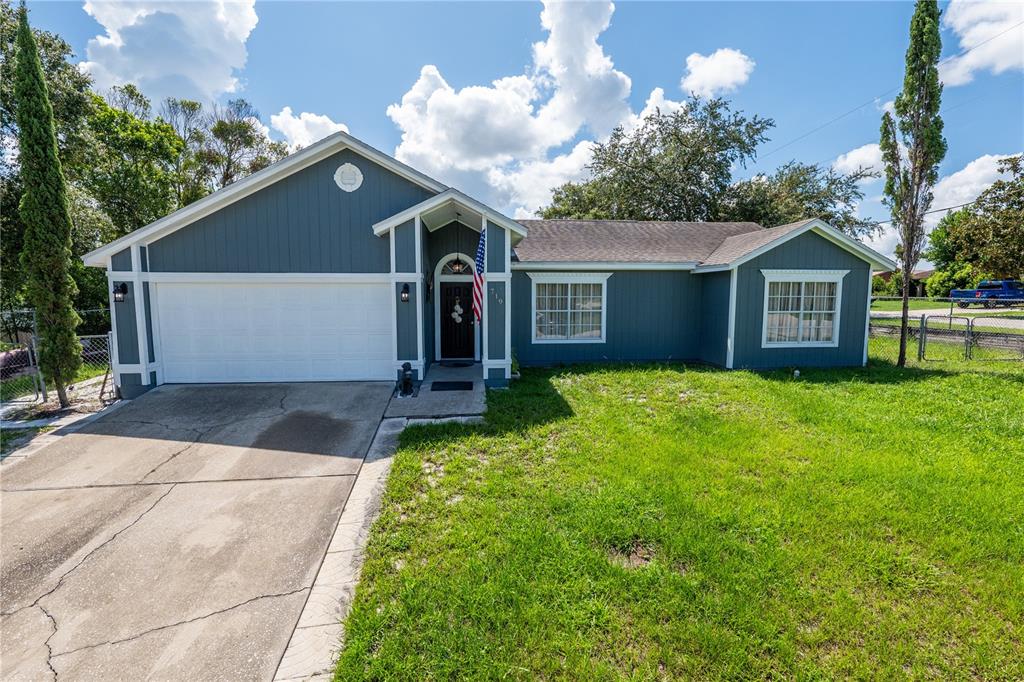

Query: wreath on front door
[[451, 297, 464, 324]]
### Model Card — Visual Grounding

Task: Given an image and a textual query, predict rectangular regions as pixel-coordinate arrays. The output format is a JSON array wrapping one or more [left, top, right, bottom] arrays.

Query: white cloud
[[940, 0, 1024, 86], [680, 48, 755, 98], [928, 153, 1014, 225], [833, 143, 883, 176], [81, 0, 258, 104], [488, 140, 596, 217], [270, 107, 348, 150], [387, 0, 697, 215], [388, 1, 631, 180]]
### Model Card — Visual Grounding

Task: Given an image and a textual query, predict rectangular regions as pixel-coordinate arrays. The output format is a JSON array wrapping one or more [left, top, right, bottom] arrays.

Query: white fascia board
[[82, 131, 448, 268], [372, 189, 528, 239], [693, 219, 896, 273], [129, 272, 393, 283], [513, 261, 697, 271]]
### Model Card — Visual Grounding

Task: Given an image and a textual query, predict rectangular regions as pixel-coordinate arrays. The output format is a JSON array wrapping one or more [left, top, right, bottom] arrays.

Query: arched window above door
[[442, 257, 471, 276]]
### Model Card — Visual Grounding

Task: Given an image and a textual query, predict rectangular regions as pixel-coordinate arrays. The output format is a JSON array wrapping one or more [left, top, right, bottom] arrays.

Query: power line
[[758, 19, 1024, 161], [861, 201, 975, 228]]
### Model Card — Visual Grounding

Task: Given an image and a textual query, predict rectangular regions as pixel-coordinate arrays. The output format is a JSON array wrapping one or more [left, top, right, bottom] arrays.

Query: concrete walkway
[[0, 382, 392, 681], [385, 363, 486, 419]]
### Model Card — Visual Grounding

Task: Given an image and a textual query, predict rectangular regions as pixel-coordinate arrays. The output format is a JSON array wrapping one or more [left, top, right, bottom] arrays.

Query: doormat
[[440, 361, 473, 368], [430, 381, 474, 392]]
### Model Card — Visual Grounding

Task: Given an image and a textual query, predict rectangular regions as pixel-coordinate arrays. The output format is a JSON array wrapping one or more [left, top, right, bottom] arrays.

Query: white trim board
[[111, 272, 394, 284], [372, 189, 528, 240], [726, 268, 737, 369], [513, 261, 697, 271], [527, 272, 611, 345], [82, 131, 448, 267]]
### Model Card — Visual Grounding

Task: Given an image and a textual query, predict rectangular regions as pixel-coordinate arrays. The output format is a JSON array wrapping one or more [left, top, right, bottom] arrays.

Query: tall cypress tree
[[880, 0, 947, 367], [14, 3, 81, 407]]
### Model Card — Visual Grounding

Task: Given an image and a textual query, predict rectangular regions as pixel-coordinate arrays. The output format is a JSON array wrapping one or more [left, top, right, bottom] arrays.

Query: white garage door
[[155, 281, 394, 383]]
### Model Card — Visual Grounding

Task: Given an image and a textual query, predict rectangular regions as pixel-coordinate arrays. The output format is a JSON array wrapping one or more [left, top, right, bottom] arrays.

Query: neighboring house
[[874, 269, 933, 297], [83, 131, 895, 398]]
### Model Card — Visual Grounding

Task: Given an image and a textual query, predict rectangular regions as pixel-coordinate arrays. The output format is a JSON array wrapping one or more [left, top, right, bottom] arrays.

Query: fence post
[[965, 318, 972, 360], [30, 310, 48, 402], [31, 335, 48, 402], [918, 315, 926, 361]]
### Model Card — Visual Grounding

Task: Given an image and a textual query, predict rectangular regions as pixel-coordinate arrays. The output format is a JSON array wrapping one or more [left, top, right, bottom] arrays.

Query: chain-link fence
[[868, 311, 1024, 366], [1, 309, 116, 406]]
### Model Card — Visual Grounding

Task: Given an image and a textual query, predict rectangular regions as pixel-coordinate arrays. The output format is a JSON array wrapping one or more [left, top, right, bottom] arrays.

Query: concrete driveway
[[0, 382, 393, 681]]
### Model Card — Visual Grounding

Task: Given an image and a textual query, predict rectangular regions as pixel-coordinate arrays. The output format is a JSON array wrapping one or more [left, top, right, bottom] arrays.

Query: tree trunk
[[53, 369, 70, 408], [897, 268, 912, 367]]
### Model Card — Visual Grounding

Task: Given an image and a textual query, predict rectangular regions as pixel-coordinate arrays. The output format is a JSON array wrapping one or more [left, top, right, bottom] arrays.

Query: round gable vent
[[334, 163, 363, 192]]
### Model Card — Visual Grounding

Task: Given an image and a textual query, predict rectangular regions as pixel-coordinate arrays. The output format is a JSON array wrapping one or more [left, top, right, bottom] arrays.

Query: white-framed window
[[527, 272, 611, 343], [761, 270, 848, 348]]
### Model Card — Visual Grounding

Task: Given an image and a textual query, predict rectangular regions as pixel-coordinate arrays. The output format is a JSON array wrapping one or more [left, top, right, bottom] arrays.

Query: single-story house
[[874, 268, 934, 297], [83, 131, 895, 398]]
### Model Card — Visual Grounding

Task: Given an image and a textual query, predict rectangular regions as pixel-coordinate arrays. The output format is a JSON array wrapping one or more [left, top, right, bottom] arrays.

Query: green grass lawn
[[336, 359, 1023, 679]]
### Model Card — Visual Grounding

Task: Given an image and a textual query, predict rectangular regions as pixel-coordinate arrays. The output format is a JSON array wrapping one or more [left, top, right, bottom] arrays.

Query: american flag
[[472, 226, 486, 321]]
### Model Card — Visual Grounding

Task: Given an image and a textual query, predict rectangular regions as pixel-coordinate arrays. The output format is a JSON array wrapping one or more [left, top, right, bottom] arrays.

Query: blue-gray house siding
[[147, 148, 435, 273], [697, 270, 730, 367], [511, 270, 702, 366], [731, 231, 870, 369]]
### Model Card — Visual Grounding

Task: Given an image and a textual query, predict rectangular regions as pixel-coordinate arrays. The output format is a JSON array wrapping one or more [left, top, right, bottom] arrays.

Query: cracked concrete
[[0, 381, 393, 681]]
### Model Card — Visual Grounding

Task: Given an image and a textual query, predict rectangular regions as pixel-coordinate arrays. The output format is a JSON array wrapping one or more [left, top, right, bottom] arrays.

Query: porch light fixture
[[112, 282, 128, 303], [400, 283, 410, 302], [449, 258, 465, 274]]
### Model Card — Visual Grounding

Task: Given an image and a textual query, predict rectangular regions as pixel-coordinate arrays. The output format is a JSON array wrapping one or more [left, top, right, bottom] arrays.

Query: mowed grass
[[336, 361, 1023, 680]]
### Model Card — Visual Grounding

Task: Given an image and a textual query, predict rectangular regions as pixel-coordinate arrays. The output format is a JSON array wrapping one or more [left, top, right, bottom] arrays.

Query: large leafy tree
[[0, 0, 91, 313], [879, 0, 947, 366], [542, 98, 773, 221], [82, 88, 182, 238], [946, 155, 1023, 279], [540, 99, 874, 236], [201, 99, 287, 189], [160, 97, 211, 206], [718, 161, 878, 238], [13, 3, 81, 407]]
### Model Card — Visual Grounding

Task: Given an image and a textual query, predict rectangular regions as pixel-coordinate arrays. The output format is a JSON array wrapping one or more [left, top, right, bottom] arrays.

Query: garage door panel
[[156, 282, 394, 383]]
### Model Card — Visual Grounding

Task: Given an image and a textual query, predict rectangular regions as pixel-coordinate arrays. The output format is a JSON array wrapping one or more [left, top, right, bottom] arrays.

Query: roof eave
[[511, 260, 698, 271], [371, 189, 529, 240], [693, 219, 895, 272]]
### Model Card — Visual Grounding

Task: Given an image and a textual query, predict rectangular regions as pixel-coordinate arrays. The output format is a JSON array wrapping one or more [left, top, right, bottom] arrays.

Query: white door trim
[[433, 251, 480, 362]]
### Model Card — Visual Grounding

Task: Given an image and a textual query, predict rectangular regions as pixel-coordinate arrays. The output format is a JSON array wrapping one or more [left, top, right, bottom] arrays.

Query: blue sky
[[28, 1, 1024, 260]]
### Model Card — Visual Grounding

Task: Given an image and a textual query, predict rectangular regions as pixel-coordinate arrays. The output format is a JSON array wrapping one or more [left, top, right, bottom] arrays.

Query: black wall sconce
[[400, 283, 410, 303], [112, 282, 128, 303]]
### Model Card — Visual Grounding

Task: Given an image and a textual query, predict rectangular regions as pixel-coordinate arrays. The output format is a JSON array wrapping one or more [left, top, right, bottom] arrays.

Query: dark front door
[[440, 282, 474, 359]]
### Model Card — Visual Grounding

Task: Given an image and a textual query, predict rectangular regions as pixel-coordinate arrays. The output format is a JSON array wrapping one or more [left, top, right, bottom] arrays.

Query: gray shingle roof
[[699, 219, 817, 267], [513, 220, 765, 263]]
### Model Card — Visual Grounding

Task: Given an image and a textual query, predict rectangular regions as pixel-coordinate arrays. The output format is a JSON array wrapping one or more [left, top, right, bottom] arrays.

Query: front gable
[[147, 148, 436, 273]]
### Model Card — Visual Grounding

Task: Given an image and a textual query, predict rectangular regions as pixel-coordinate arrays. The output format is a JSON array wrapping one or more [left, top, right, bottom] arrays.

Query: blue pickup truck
[[951, 279, 1024, 308]]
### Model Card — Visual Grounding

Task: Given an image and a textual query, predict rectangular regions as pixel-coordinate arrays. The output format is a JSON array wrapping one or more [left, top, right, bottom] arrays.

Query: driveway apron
[[0, 382, 392, 681]]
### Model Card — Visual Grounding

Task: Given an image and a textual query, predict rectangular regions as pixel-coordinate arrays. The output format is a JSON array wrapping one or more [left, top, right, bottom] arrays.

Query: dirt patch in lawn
[[608, 540, 655, 569]]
